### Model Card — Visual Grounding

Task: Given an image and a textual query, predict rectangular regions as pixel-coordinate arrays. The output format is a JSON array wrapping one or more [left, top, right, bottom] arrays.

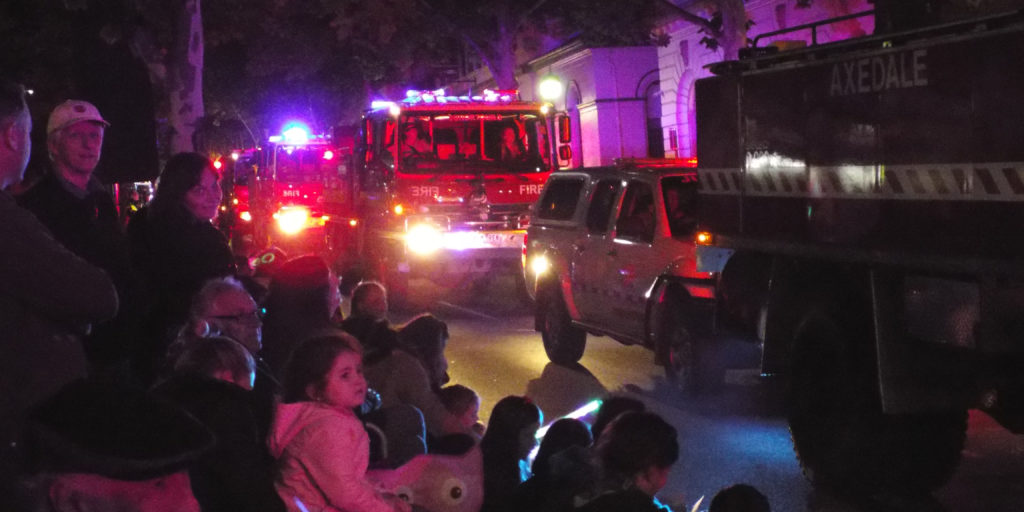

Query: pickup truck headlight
[[530, 255, 551, 276], [406, 223, 442, 255]]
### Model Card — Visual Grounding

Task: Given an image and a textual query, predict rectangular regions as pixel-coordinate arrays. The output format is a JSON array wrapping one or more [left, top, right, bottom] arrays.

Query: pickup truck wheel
[[787, 309, 966, 496], [539, 289, 586, 365]]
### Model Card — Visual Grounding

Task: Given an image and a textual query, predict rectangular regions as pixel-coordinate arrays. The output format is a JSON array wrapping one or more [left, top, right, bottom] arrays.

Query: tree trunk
[[717, 0, 748, 60], [167, 0, 204, 154], [475, 6, 519, 90]]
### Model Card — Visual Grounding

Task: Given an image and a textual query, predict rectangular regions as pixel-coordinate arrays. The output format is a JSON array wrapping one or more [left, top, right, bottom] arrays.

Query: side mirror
[[558, 145, 572, 162], [557, 114, 571, 144]]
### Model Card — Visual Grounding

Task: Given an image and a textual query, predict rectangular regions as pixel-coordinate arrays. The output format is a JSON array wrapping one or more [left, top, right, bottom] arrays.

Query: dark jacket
[[127, 208, 234, 382], [154, 374, 286, 512], [16, 172, 144, 365], [576, 489, 668, 512], [0, 190, 118, 449]]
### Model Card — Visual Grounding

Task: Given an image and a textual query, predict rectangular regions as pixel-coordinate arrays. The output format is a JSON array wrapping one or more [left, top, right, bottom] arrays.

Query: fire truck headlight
[[406, 224, 441, 255], [531, 255, 551, 276], [275, 207, 310, 235], [239, 211, 252, 222]]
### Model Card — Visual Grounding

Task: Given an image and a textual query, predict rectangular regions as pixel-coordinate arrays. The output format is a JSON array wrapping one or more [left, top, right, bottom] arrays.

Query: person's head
[[591, 395, 646, 441], [21, 380, 212, 512], [46, 99, 108, 185], [0, 79, 31, 189], [282, 334, 365, 410], [531, 418, 592, 477], [171, 336, 256, 390], [151, 152, 221, 222], [350, 280, 388, 319], [709, 483, 771, 512], [482, 395, 543, 462], [595, 411, 678, 496], [439, 384, 480, 430], [399, 313, 450, 389], [189, 276, 263, 353], [266, 255, 339, 323], [501, 126, 518, 147]]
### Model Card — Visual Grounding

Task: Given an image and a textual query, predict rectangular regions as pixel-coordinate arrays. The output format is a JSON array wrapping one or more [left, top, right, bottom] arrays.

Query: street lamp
[[538, 75, 564, 102]]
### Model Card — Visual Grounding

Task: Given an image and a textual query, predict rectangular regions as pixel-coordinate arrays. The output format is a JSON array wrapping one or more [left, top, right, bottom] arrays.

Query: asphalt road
[[385, 275, 1024, 512]]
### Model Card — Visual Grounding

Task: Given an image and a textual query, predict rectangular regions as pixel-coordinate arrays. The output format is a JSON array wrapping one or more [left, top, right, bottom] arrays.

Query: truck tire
[[787, 309, 967, 496], [538, 287, 586, 365], [660, 296, 700, 394]]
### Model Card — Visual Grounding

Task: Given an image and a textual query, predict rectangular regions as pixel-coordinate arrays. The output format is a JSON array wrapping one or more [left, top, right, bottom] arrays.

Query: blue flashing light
[[281, 122, 311, 144], [371, 100, 396, 110]]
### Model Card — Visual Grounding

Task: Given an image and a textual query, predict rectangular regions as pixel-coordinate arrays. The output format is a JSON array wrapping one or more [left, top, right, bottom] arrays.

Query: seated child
[[432, 384, 483, 454]]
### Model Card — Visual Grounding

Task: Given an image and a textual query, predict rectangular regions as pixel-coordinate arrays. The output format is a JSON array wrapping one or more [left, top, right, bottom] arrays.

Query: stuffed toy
[[368, 446, 483, 512]]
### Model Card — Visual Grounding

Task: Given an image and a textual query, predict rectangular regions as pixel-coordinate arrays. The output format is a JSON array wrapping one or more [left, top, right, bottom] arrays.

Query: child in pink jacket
[[268, 334, 409, 512]]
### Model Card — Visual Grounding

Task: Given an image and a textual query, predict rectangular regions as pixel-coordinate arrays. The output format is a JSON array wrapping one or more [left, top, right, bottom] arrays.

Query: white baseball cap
[[47, 100, 110, 135]]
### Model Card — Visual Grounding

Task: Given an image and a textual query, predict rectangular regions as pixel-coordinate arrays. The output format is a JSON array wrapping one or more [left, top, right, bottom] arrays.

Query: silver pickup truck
[[522, 160, 717, 391]]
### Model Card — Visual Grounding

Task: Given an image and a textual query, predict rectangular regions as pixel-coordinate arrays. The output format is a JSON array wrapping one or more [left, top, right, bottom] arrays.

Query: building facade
[[446, 0, 874, 167]]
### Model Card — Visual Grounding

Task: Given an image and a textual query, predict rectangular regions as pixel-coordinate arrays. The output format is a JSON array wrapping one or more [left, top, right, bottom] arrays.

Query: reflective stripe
[[698, 163, 1024, 201]]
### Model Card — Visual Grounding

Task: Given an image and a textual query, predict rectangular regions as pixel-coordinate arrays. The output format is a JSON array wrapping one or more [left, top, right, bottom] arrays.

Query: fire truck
[[351, 89, 569, 296], [692, 1, 1024, 497], [246, 125, 356, 258]]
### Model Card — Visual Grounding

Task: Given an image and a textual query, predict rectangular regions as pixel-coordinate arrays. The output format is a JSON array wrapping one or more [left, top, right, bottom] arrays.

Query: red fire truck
[[246, 124, 356, 258], [692, 2, 1024, 496], [351, 89, 570, 296]]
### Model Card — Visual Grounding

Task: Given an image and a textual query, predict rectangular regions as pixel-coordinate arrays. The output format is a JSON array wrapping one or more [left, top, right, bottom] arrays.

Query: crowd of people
[[0, 81, 770, 512]]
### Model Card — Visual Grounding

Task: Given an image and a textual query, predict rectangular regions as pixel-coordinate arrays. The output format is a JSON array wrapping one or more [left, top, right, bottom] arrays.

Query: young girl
[[268, 334, 409, 512], [480, 395, 542, 512]]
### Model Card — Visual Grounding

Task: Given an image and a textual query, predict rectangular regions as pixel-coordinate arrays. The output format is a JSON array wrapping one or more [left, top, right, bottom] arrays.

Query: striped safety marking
[[699, 163, 1024, 201]]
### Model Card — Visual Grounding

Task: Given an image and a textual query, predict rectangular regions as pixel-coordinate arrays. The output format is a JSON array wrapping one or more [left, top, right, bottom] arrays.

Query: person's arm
[[296, 414, 398, 512], [0, 203, 118, 326]]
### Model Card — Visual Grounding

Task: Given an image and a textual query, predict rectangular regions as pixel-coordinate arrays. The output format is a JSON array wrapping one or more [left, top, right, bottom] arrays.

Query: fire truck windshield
[[390, 114, 552, 174], [274, 145, 334, 183]]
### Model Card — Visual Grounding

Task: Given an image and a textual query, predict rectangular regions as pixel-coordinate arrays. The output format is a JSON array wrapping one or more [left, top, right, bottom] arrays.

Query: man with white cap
[[17, 99, 140, 378]]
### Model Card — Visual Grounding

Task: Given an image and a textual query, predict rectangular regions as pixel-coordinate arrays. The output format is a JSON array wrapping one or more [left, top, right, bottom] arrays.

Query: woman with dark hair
[[260, 254, 343, 378], [269, 334, 409, 512], [480, 395, 542, 512], [511, 418, 596, 512], [128, 152, 235, 385]]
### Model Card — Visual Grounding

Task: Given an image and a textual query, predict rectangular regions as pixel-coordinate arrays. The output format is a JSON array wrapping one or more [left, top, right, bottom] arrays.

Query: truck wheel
[[538, 287, 586, 365], [660, 299, 700, 394], [787, 309, 967, 496]]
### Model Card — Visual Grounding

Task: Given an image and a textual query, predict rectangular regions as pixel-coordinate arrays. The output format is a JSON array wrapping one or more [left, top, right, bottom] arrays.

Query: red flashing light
[[213, 159, 223, 170], [323, 150, 335, 161]]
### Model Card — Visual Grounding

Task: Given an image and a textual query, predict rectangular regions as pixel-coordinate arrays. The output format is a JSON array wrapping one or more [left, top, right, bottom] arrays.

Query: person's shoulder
[[14, 173, 60, 205]]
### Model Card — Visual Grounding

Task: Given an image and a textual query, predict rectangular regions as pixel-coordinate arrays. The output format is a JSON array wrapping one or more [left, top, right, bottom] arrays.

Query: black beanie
[[25, 379, 213, 481]]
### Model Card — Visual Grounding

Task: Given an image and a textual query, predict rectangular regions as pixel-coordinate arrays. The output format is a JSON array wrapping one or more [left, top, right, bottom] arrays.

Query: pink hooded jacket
[[268, 401, 396, 512]]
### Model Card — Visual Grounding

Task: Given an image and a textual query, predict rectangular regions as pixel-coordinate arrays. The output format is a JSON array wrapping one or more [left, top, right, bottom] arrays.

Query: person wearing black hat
[[0, 81, 119, 507], [15, 379, 213, 511]]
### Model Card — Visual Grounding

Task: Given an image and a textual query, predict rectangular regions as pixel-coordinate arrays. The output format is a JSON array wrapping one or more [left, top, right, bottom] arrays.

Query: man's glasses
[[210, 308, 265, 324]]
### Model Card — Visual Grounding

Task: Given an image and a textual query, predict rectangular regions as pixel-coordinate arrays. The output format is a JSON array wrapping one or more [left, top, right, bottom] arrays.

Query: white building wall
[[521, 45, 658, 167], [657, 0, 874, 159]]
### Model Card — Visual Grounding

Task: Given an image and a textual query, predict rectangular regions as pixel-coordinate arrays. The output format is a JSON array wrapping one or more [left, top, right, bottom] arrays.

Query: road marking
[[438, 301, 499, 321]]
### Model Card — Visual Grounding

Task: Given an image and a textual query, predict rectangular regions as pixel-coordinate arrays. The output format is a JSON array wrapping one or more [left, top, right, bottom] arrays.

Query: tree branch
[[656, 0, 721, 38]]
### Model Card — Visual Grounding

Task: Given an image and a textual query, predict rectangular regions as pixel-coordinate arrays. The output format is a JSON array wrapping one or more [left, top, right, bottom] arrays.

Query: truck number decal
[[411, 186, 440, 197], [282, 190, 301, 197], [519, 184, 542, 195]]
